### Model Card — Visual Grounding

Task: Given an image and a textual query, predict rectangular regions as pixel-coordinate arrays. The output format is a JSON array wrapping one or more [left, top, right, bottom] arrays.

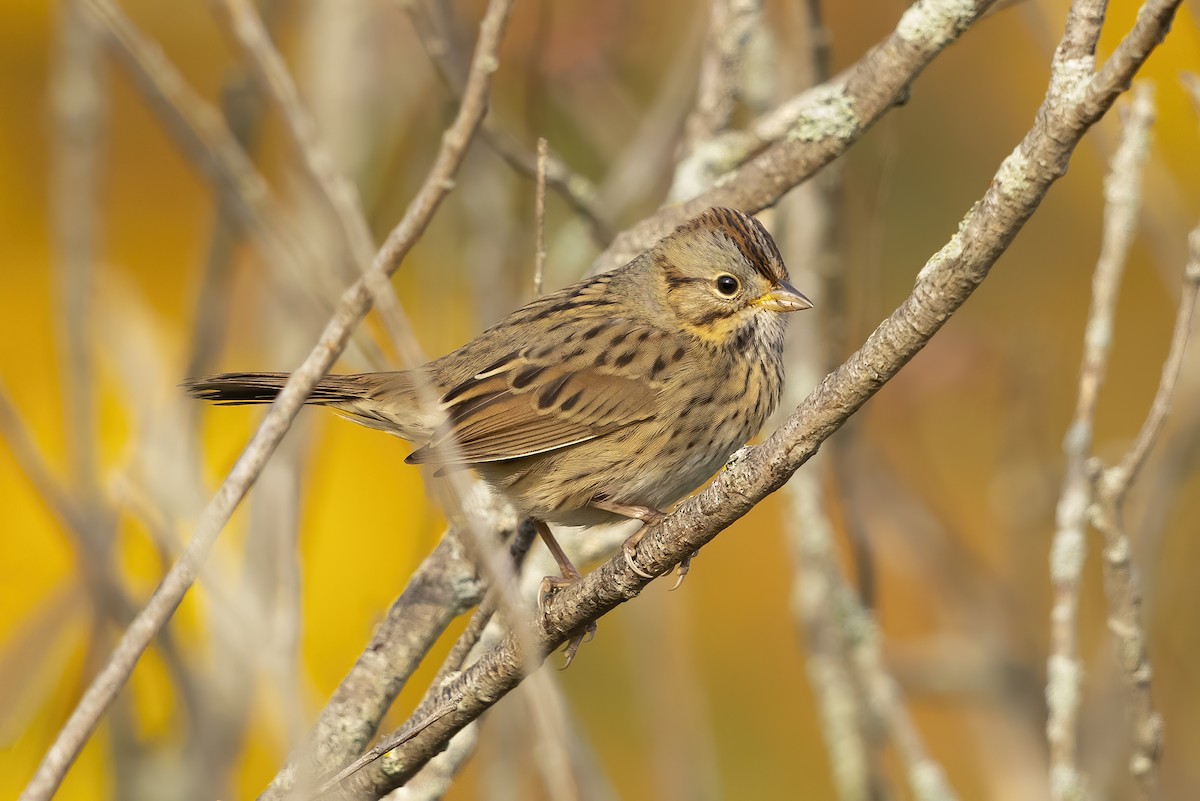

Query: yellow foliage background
[[2, 1, 1200, 799]]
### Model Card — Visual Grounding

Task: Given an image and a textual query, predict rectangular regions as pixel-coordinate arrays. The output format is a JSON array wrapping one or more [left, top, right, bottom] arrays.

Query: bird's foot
[[591, 500, 668, 580], [534, 520, 596, 669], [537, 573, 597, 669]]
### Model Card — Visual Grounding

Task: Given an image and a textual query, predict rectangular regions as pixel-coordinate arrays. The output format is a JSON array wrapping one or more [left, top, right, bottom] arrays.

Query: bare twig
[[313, 704, 459, 799], [843, 589, 956, 801], [212, 0, 425, 370], [1047, 77, 1154, 801], [0, 384, 85, 535], [533, 137, 548, 297], [671, 0, 764, 200], [407, 0, 611, 244], [50, 0, 104, 504], [17, 1, 514, 797], [260, 531, 489, 800], [80, 0, 388, 369], [1087, 226, 1200, 798]]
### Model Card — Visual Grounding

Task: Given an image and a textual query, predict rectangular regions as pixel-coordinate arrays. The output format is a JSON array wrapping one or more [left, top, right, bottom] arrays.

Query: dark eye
[[715, 275, 739, 296]]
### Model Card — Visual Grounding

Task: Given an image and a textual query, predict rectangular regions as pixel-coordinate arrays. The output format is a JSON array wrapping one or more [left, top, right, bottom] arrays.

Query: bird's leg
[[587, 499, 691, 584], [534, 519, 596, 668]]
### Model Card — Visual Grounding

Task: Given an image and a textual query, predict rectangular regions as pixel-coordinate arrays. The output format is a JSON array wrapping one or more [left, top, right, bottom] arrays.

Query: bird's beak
[[753, 280, 814, 313]]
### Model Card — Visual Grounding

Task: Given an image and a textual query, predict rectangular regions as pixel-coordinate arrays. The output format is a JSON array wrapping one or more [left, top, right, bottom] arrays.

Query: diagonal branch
[[212, 0, 426, 370], [328, 1, 1183, 797], [16, 2, 515, 798], [407, 0, 612, 244], [592, 0, 1002, 273]]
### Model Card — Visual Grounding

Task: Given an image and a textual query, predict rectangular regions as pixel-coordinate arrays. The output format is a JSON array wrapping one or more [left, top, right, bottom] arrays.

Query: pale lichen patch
[[994, 145, 1034, 196], [786, 85, 858, 142], [897, 0, 979, 48]]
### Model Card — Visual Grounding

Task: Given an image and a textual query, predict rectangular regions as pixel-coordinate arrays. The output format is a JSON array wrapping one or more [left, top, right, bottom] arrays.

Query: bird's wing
[[405, 320, 675, 466]]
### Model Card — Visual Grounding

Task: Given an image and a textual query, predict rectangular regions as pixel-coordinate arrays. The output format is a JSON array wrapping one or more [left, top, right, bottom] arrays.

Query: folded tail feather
[[182, 372, 370, 405], [183, 370, 430, 441]]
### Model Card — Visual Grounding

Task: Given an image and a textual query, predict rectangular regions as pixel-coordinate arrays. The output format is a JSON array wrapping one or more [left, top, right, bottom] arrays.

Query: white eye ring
[[715, 274, 739, 296]]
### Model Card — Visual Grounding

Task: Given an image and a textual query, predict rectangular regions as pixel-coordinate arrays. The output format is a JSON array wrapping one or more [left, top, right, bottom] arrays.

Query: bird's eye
[[715, 275, 740, 296]]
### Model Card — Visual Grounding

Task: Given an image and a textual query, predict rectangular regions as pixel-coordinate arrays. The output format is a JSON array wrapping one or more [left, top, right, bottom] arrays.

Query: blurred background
[[2, 1, 1200, 799]]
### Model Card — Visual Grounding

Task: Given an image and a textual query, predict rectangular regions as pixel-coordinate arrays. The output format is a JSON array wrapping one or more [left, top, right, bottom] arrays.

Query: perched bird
[[186, 207, 811, 661]]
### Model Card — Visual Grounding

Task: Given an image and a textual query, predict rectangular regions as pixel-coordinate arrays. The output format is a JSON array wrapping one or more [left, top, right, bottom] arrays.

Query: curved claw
[[540, 574, 599, 669], [558, 620, 598, 670], [623, 541, 656, 579], [668, 550, 698, 591]]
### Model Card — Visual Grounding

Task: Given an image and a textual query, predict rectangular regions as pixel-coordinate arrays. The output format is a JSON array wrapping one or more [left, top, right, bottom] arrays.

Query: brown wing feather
[[406, 333, 663, 466]]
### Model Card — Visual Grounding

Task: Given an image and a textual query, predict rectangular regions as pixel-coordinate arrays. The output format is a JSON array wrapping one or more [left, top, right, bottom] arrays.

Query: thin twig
[[842, 590, 957, 801], [50, 0, 104, 505], [533, 137, 548, 297], [213, 0, 425, 370], [407, 0, 611, 244], [17, 2, 513, 797], [1047, 77, 1154, 801], [671, 0, 763, 200], [312, 704, 459, 799], [0, 384, 85, 534], [1110, 250, 1200, 489], [80, 0, 388, 369], [1087, 224, 1200, 799]]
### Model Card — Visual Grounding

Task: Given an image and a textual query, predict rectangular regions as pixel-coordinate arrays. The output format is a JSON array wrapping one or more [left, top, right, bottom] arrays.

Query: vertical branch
[[1088, 222, 1200, 799], [1046, 79, 1154, 801], [671, 0, 763, 200], [50, 0, 104, 502], [533, 137, 549, 298], [779, 1, 946, 797]]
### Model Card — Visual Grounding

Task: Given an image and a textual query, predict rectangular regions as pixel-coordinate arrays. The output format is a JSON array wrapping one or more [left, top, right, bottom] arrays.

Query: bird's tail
[[183, 371, 431, 440], [182, 371, 369, 406]]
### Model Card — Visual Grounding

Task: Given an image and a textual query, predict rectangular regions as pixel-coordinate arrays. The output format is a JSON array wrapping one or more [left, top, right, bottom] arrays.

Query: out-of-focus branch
[[777, 0, 882, 796], [17, 1, 514, 798], [212, 0, 426, 370], [317, 3, 1184, 797], [50, 0, 104, 506], [80, 0, 389, 369], [533, 137, 548, 297], [1087, 224, 1199, 798], [593, 0, 1000, 273], [407, 0, 611, 244], [259, 532, 488, 800], [779, 1, 948, 796], [671, 0, 763, 200], [1046, 77, 1154, 801]]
